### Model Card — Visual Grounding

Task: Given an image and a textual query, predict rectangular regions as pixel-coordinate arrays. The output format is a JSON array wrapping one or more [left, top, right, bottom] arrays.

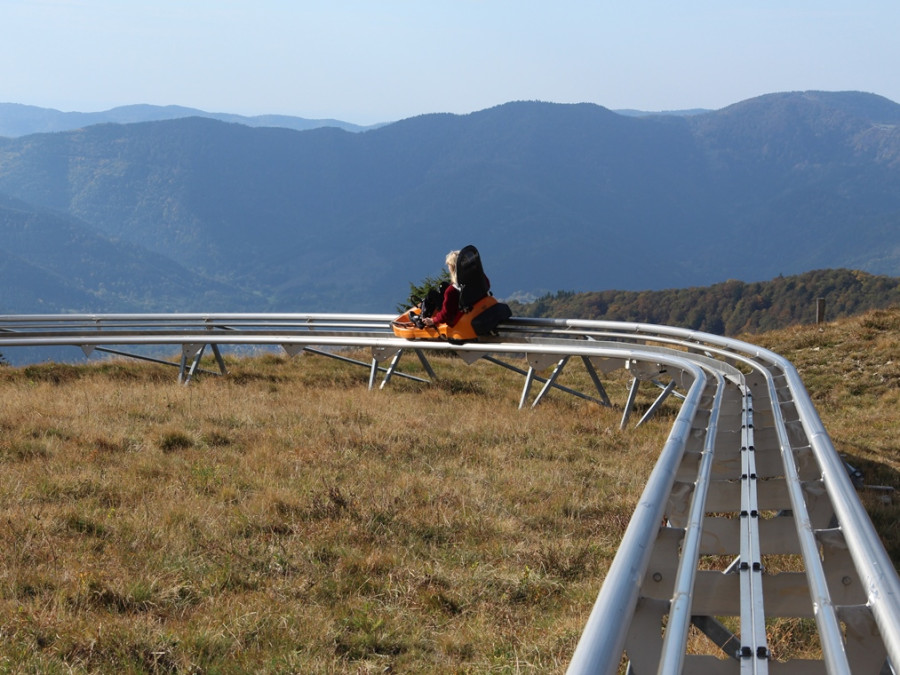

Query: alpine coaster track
[[2, 312, 898, 674]]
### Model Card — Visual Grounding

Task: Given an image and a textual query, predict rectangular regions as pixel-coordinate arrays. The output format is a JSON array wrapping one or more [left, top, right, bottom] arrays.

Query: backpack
[[470, 301, 512, 336], [420, 281, 449, 318]]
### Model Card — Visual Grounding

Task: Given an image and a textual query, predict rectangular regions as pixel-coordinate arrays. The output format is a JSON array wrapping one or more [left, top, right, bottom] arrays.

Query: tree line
[[508, 269, 900, 336]]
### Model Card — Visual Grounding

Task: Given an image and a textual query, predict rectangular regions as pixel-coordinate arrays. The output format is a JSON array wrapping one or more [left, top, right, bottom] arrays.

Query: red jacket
[[432, 276, 490, 326], [431, 284, 462, 326]]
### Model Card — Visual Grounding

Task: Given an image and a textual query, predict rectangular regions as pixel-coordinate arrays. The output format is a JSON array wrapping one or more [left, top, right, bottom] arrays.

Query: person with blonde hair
[[423, 250, 462, 327], [393, 244, 507, 340]]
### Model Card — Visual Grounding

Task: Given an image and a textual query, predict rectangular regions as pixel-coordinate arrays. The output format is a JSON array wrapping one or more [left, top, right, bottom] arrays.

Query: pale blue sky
[[1, 1, 897, 124]]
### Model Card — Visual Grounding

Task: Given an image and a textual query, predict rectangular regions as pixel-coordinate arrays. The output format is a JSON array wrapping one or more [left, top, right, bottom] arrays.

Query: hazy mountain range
[[1, 90, 899, 315], [0, 102, 705, 138], [0, 102, 379, 137]]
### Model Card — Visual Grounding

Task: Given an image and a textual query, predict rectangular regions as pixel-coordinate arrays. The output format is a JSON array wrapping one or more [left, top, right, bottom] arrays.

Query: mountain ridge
[[0, 102, 380, 137], [1, 90, 899, 314]]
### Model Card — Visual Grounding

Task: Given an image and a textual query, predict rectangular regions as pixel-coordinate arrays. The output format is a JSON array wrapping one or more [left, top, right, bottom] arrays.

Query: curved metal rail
[[1, 313, 898, 674]]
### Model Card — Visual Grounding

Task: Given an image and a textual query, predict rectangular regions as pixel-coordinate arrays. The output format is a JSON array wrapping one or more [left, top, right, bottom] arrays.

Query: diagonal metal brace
[[581, 356, 612, 407], [483, 356, 610, 409], [532, 356, 571, 408], [635, 379, 677, 427], [620, 377, 641, 429]]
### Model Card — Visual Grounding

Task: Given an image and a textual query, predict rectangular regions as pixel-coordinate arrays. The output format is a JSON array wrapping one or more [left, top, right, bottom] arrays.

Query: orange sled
[[391, 295, 511, 342]]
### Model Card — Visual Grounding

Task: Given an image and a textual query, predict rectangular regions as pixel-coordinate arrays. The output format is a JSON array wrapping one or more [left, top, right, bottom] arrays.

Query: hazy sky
[[2, 1, 897, 125]]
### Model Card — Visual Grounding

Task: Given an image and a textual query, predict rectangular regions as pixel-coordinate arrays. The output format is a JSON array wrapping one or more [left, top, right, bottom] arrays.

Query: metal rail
[[1, 312, 897, 674]]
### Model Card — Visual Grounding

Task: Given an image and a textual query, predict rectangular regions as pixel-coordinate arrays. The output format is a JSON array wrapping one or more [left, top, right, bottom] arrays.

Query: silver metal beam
[[659, 372, 724, 670], [567, 364, 708, 674]]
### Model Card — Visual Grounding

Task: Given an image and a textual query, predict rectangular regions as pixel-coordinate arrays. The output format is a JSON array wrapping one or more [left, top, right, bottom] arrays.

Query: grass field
[[1, 308, 897, 673]]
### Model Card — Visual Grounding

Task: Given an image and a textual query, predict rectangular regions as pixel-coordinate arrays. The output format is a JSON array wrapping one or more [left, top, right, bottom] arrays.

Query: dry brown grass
[[0, 307, 897, 673], [0, 349, 672, 673], [747, 307, 900, 564]]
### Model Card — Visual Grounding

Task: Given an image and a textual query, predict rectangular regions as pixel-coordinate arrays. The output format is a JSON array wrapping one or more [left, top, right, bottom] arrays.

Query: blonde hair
[[445, 250, 460, 285]]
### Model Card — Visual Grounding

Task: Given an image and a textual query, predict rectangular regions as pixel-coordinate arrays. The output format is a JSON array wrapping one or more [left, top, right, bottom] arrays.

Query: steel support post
[[184, 344, 208, 385], [91, 346, 221, 377], [414, 349, 437, 380], [531, 356, 570, 408], [210, 343, 227, 375], [379, 349, 405, 389], [581, 356, 612, 407], [484, 355, 609, 407], [178, 352, 189, 384], [620, 376, 641, 430], [635, 378, 676, 427], [519, 366, 537, 410]]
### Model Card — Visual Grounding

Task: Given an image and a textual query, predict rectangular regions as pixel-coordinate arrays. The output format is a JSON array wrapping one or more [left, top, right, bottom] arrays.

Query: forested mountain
[[510, 269, 900, 335], [0, 193, 259, 313], [1, 91, 899, 314]]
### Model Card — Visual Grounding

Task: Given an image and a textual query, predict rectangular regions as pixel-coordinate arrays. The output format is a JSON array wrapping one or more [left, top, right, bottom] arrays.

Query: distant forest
[[509, 269, 900, 336]]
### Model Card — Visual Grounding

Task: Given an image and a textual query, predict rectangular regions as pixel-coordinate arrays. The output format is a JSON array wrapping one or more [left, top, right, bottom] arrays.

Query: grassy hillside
[[0, 308, 897, 672]]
